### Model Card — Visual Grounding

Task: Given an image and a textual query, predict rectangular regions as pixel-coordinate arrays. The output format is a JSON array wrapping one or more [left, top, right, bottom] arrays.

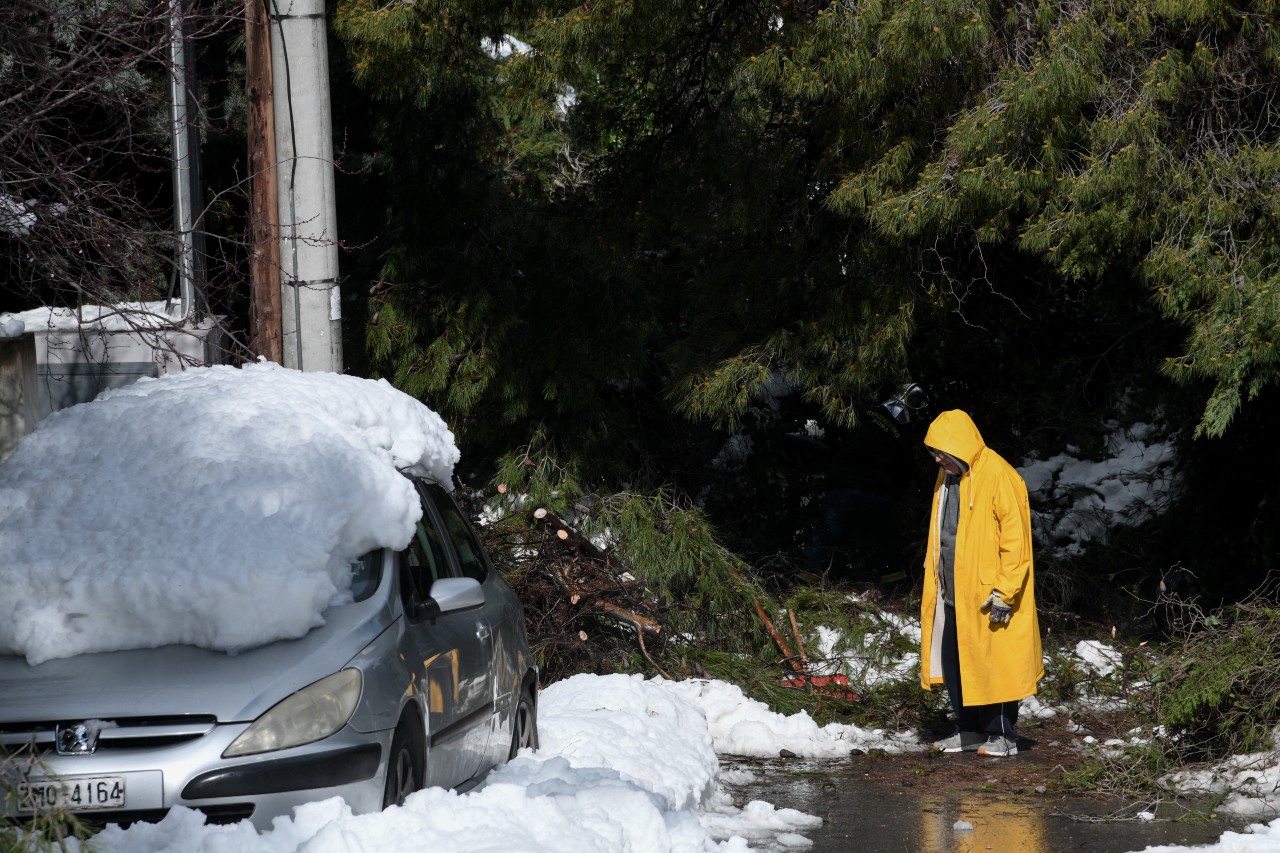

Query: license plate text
[[16, 776, 126, 812]]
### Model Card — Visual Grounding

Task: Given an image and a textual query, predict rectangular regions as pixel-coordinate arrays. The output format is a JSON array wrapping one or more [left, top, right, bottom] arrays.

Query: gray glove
[[981, 591, 1012, 625]]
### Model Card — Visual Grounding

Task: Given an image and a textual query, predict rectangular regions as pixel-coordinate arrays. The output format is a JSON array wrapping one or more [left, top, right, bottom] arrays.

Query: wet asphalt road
[[720, 757, 1252, 852]]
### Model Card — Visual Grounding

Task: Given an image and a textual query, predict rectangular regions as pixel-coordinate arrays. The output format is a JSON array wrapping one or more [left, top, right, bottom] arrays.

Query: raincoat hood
[[924, 410, 985, 468]]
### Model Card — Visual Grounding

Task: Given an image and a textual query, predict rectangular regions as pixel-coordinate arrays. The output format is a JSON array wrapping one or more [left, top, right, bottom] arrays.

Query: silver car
[[0, 478, 538, 831]]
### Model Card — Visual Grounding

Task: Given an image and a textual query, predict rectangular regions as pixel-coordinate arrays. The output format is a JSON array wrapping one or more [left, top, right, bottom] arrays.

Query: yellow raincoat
[[920, 410, 1043, 706]]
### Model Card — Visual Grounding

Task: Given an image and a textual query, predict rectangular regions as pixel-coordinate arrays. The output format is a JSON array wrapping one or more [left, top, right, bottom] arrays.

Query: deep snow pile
[[0, 363, 459, 664]]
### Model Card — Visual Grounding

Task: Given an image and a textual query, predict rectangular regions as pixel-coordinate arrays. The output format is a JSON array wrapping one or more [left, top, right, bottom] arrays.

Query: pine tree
[[333, 0, 1279, 482]]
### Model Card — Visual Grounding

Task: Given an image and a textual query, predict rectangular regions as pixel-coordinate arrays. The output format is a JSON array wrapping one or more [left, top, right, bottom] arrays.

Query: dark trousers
[[941, 604, 1019, 737]]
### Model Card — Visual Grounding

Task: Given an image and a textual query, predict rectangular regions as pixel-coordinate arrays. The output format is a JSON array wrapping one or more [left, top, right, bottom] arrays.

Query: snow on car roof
[[0, 362, 460, 665]]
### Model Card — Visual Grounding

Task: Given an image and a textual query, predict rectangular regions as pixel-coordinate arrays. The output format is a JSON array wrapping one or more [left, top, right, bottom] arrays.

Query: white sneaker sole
[[933, 736, 984, 753]]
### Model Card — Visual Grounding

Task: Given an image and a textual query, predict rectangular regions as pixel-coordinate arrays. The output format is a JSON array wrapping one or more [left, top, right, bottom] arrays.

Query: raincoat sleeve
[[991, 470, 1033, 605]]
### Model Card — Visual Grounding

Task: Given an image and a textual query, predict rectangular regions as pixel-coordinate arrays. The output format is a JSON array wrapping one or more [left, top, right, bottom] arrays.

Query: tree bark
[[245, 0, 282, 363]]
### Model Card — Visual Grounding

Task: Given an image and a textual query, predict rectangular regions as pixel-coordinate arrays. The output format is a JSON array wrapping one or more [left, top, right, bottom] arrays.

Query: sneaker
[[977, 734, 1018, 757], [931, 730, 984, 753]]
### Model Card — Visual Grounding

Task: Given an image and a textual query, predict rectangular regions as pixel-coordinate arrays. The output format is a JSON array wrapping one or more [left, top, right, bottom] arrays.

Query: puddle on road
[[720, 757, 1253, 853]]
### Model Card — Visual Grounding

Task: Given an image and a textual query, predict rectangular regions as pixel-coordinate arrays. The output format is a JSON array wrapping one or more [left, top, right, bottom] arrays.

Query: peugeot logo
[[55, 722, 100, 755]]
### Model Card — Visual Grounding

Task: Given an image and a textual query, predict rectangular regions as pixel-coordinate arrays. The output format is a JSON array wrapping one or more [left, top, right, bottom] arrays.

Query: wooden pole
[[245, 0, 282, 363]]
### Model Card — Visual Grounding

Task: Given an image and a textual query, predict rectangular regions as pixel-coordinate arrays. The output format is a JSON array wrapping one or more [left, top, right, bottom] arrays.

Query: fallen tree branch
[[593, 600, 662, 635], [533, 507, 611, 563], [546, 563, 662, 636], [725, 564, 806, 674], [637, 623, 672, 680], [788, 608, 808, 665], [752, 599, 806, 675]]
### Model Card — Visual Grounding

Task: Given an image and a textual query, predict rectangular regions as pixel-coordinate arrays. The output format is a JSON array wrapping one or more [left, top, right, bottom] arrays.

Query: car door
[[420, 483, 505, 776], [395, 489, 492, 789]]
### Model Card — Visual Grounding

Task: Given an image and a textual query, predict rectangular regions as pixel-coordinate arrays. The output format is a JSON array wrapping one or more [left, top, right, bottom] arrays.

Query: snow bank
[[1166, 750, 1280, 819], [71, 674, 823, 853], [660, 676, 920, 757]]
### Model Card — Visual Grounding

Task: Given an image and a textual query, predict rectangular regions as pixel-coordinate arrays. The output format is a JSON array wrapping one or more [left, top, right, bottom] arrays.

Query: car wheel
[[508, 686, 538, 760], [383, 718, 424, 809]]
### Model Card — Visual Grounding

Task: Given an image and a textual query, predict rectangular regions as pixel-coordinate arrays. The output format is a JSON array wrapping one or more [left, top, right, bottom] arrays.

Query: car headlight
[[223, 669, 363, 758]]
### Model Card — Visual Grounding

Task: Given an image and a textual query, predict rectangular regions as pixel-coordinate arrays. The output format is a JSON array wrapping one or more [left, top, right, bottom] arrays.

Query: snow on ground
[[1134, 820, 1280, 853], [72, 674, 831, 852], [1165, 750, 1280, 819], [806, 599, 922, 691], [0, 195, 41, 239], [663, 676, 920, 757], [1045, 641, 1280, 851], [60, 669, 1280, 853], [1075, 639, 1126, 677], [0, 363, 459, 664]]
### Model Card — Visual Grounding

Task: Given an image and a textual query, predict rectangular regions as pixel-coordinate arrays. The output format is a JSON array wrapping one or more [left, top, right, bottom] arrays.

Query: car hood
[[0, 595, 395, 724]]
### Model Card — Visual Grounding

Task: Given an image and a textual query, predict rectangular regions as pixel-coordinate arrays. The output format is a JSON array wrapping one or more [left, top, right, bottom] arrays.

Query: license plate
[[16, 776, 126, 812]]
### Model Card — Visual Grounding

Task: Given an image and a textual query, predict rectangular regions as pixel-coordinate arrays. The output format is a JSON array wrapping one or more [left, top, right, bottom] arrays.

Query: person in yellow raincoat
[[920, 410, 1042, 757]]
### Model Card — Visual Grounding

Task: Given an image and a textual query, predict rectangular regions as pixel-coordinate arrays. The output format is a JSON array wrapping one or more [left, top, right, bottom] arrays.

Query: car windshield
[[349, 551, 383, 602]]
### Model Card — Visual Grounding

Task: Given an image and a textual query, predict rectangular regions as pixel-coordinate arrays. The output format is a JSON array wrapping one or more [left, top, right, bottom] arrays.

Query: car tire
[[508, 686, 538, 760], [383, 717, 424, 809]]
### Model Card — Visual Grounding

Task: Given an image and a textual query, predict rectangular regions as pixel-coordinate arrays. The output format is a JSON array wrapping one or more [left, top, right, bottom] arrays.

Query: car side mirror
[[429, 577, 484, 613], [407, 577, 484, 622]]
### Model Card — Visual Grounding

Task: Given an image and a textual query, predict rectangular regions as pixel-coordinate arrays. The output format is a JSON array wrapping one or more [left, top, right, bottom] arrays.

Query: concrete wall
[[29, 316, 223, 417]]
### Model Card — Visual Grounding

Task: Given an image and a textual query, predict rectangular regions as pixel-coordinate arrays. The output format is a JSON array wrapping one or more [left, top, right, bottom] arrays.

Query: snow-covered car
[[0, 365, 538, 830]]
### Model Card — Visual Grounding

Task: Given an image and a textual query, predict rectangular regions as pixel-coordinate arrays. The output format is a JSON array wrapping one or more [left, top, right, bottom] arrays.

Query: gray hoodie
[[935, 451, 968, 607]]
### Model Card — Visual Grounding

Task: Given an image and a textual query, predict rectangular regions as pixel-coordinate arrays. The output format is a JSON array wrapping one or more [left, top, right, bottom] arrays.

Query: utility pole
[[268, 0, 343, 373], [245, 0, 282, 363], [168, 0, 208, 321]]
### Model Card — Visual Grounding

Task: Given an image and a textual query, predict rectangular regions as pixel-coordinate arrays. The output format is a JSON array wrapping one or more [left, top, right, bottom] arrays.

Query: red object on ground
[[780, 673, 861, 701]]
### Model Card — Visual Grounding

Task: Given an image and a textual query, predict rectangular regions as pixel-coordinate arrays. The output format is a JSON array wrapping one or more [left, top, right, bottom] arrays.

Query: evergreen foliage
[[335, 0, 665, 477], [1155, 586, 1280, 759], [332, 0, 1280, 605], [808, 0, 1280, 437], [335, 0, 1279, 474], [482, 443, 775, 658]]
